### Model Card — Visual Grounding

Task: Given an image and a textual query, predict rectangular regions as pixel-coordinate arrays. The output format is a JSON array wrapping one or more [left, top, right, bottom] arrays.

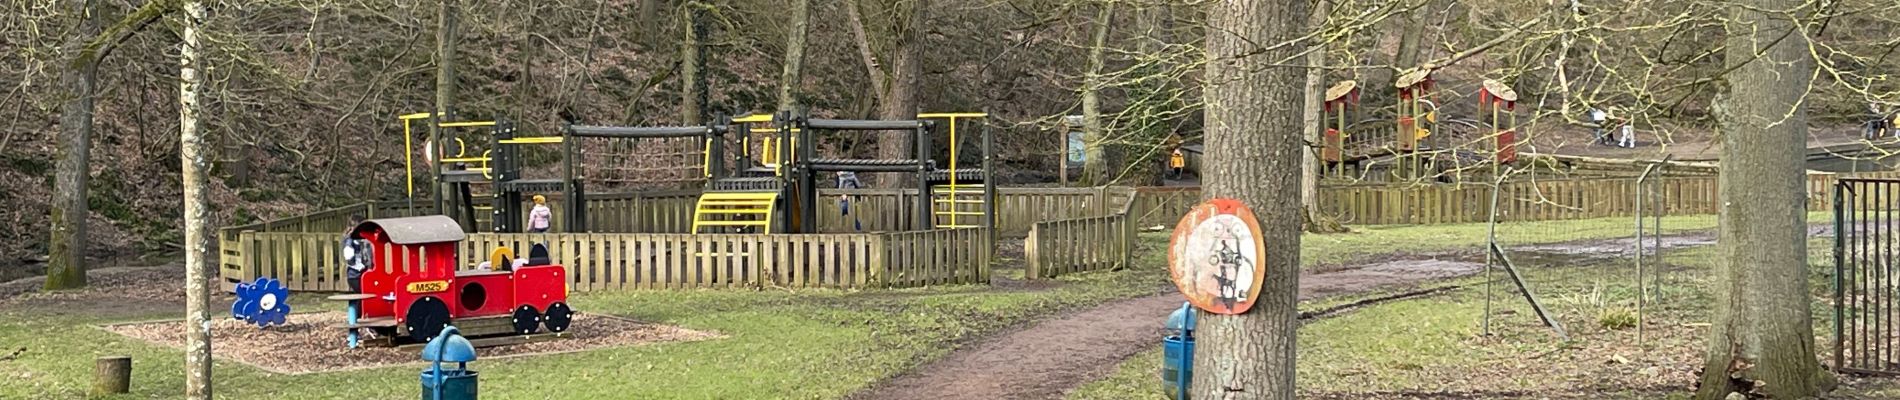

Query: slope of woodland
[[4, 0, 1897, 267]]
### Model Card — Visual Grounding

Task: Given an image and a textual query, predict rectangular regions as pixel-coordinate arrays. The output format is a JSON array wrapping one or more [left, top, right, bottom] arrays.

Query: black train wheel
[[512, 305, 541, 334], [543, 302, 573, 333], [404, 296, 451, 343]]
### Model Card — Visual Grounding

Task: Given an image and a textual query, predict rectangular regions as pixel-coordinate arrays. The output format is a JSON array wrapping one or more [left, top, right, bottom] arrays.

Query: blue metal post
[[346, 301, 360, 349]]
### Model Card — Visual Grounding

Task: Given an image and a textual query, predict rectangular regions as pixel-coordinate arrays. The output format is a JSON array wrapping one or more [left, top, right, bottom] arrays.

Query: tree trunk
[[1193, 0, 1309, 398], [680, 1, 708, 125], [777, 0, 811, 113], [46, 0, 102, 290], [1692, 0, 1830, 398], [430, 0, 459, 214], [1301, 0, 1331, 233], [874, 0, 927, 188], [1393, 2, 1426, 75], [1080, 1, 1115, 186], [180, 1, 214, 398]]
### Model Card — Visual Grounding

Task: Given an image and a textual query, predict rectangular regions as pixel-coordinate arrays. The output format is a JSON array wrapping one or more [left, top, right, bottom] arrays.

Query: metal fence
[[1834, 178, 1900, 375]]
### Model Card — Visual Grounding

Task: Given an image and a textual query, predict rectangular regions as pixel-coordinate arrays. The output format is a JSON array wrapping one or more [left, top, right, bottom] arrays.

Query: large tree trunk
[[46, 0, 103, 290], [1193, 0, 1309, 398], [1392, 2, 1427, 76], [680, 1, 708, 125], [1080, 1, 1114, 186], [874, 0, 927, 188], [1692, 0, 1830, 398], [1300, 0, 1331, 233], [430, 0, 459, 214], [179, 1, 214, 397], [777, 0, 811, 112]]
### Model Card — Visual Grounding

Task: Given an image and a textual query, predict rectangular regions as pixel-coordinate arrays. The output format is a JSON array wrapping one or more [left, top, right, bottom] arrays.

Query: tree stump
[[92, 356, 131, 395]]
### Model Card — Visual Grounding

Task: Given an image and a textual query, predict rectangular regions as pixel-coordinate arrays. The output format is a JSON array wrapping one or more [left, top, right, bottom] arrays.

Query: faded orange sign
[[1168, 198, 1266, 315]]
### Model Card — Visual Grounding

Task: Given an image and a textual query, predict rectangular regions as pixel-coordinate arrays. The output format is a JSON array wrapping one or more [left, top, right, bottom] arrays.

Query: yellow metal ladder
[[691, 191, 780, 233], [932, 184, 986, 229]]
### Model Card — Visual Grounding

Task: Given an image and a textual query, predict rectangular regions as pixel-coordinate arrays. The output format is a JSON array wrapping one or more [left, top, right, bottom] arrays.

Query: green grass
[[1069, 218, 1841, 400], [0, 214, 1769, 399]]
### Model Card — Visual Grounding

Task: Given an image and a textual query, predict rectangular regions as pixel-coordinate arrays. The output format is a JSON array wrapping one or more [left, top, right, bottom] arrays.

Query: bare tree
[[1193, 0, 1310, 398], [777, 0, 811, 112], [1300, 0, 1333, 232], [431, 0, 460, 212], [44, 0, 103, 290], [681, 0, 709, 124], [1080, 1, 1115, 185], [1692, 0, 1832, 398], [179, 0, 213, 397]]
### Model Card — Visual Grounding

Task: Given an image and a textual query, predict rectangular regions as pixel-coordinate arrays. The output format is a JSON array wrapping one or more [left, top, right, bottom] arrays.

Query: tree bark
[[1393, 2, 1426, 72], [874, 0, 927, 188], [777, 0, 811, 113], [180, 1, 214, 398], [680, 1, 709, 125], [1692, 0, 1830, 398], [1702, 0, 1831, 396], [1080, 1, 1115, 186], [1194, 0, 1309, 398], [46, 0, 102, 290], [844, 0, 888, 107], [1301, 0, 1331, 232], [430, 0, 459, 214]]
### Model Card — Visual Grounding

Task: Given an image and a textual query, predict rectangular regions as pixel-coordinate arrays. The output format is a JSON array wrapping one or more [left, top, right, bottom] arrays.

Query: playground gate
[[1834, 178, 1900, 375]]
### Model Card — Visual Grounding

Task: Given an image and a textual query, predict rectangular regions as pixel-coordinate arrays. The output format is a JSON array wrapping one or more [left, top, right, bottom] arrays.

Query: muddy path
[[850, 258, 1491, 400], [849, 232, 1721, 400]]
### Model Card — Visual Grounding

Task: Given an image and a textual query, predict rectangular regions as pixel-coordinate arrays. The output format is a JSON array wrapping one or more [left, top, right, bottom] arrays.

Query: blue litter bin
[[1160, 302, 1195, 400], [420, 326, 479, 400], [419, 369, 478, 400]]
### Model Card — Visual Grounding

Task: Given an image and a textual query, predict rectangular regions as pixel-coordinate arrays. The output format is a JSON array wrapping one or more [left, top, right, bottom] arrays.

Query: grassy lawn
[[1069, 226, 1849, 400], [0, 213, 1773, 399]]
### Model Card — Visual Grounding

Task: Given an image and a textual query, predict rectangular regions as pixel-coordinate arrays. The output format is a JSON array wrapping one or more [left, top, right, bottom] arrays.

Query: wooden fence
[[1024, 187, 1138, 279], [1116, 173, 1866, 227], [225, 229, 990, 291]]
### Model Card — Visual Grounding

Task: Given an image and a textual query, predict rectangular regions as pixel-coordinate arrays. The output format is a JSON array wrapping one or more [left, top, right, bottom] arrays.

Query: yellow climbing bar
[[692, 191, 781, 234], [499, 137, 564, 144], [399, 112, 433, 120], [440, 157, 491, 163], [439, 121, 498, 128]]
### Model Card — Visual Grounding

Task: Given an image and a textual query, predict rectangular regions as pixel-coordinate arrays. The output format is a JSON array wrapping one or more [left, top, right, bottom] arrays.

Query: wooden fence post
[[1024, 225, 1041, 279], [92, 356, 131, 395]]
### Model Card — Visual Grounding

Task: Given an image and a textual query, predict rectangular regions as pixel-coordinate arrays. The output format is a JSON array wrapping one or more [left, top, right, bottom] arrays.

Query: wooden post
[[93, 356, 131, 395]]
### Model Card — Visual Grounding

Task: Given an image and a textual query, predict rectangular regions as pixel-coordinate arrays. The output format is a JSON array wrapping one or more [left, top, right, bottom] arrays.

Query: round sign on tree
[[1168, 198, 1267, 315]]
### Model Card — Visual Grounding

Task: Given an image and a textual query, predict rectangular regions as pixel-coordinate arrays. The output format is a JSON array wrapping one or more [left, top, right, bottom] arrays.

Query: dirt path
[[849, 258, 1487, 400], [850, 232, 1731, 400]]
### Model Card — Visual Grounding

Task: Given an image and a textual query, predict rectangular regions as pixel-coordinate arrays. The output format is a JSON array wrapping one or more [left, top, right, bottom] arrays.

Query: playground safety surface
[[101, 311, 718, 375]]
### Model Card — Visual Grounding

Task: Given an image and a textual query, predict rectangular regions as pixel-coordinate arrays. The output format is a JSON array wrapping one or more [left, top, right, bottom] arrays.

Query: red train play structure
[[347, 216, 572, 344]]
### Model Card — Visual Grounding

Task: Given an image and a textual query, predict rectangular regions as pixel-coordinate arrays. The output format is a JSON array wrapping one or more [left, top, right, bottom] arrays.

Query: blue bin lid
[[1165, 302, 1195, 333], [421, 326, 478, 363]]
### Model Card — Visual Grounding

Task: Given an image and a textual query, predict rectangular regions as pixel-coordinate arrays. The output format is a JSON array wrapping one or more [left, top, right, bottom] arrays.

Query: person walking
[[528, 195, 553, 233], [341, 215, 370, 293], [1168, 148, 1187, 179], [1870, 102, 1890, 140], [1618, 119, 1636, 148], [1588, 107, 1609, 145]]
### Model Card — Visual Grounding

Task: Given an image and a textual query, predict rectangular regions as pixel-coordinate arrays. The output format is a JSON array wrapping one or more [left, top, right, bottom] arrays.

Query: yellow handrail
[[439, 121, 498, 128], [732, 114, 774, 123]]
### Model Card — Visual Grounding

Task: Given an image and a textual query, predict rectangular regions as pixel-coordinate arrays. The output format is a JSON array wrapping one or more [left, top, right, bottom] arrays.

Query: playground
[[14, 0, 1900, 393], [0, 213, 1785, 399]]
